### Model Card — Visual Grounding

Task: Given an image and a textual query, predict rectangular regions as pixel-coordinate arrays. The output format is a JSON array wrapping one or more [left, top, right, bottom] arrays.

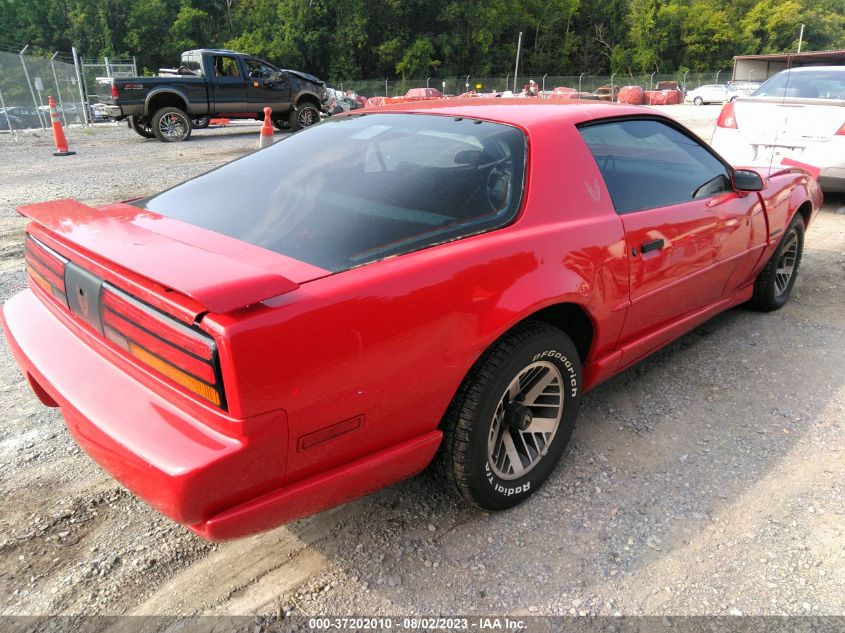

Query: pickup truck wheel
[[289, 103, 320, 132], [191, 116, 210, 129], [152, 107, 192, 142], [749, 214, 805, 312], [128, 116, 155, 139], [433, 322, 581, 511]]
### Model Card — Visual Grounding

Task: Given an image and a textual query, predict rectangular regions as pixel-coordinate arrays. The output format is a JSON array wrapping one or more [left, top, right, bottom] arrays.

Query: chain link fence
[[0, 47, 89, 132], [337, 72, 726, 98]]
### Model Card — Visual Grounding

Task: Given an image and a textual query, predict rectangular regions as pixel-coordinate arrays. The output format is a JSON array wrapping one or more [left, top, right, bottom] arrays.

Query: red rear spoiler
[[777, 158, 821, 182], [17, 199, 319, 314]]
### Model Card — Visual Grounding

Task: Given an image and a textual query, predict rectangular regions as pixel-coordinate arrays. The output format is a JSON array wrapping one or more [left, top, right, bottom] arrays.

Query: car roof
[[777, 65, 845, 73], [354, 98, 650, 129]]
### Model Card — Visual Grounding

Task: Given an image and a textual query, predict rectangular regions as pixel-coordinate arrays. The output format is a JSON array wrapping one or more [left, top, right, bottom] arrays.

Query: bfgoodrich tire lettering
[[434, 322, 582, 511]]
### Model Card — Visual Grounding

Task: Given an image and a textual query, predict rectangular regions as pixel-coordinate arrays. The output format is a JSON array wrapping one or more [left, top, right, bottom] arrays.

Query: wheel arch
[[294, 92, 322, 109], [145, 90, 189, 116], [518, 302, 595, 363]]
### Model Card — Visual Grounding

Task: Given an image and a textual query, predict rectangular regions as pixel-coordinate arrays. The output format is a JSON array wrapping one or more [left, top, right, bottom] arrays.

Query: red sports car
[[2, 101, 822, 540]]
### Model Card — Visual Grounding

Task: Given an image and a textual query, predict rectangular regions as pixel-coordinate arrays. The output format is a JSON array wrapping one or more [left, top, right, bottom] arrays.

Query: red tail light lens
[[111, 83, 119, 99], [717, 101, 737, 129], [25, 235, 68, 305], [100, 285, 224, 407], [836, 123, 845, 135]]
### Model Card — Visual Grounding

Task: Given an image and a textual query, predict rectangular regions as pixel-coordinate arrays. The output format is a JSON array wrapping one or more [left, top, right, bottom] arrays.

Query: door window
[[579, 119, 731, 214], [245, 59, 278, 78], [214, 56, 241, 78]]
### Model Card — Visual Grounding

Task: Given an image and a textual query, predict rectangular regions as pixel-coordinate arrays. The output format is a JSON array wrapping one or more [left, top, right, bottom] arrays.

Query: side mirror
[[732, 169, 764, 192]]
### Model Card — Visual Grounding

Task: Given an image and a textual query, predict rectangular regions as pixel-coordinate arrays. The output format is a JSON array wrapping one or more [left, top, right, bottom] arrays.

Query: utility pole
[[513, 32, 522, 93], [797, 24, 805, 53]]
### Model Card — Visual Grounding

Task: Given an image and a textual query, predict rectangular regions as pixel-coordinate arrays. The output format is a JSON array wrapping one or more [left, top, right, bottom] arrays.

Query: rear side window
[[213, 56, 240, 77], [134, 114, 526, 272], [579, 119, 730, 214], [753, 69, 845, 100]]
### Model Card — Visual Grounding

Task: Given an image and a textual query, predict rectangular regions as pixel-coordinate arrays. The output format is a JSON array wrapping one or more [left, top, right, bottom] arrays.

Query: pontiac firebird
[[1, 101, 822, 540]]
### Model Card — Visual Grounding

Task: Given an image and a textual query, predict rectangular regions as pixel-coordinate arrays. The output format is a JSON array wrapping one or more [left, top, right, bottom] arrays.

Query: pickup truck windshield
[[134, 113, 526, 272], [752, 69, 845, 100]]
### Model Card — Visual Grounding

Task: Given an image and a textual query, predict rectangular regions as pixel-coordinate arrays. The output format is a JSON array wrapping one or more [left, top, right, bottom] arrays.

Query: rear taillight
[[111, 83, 119, 99], [99, 285, 224, 407], [25, 235, 68, 305], [717, 101, 737, 129], [836, 123, 845, 135]]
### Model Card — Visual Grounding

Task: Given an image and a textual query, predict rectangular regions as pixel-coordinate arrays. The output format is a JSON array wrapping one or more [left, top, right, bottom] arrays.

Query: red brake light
[[100, 285, 224, 407], [25, 235, 68, 304], [836, 123, 845, 135], [717, 101, 737, 129], [111, 83, 119, 99]]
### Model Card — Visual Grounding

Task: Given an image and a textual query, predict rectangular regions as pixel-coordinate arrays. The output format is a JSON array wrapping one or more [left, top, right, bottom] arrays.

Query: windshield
[[752, 68, 845, 100], [134, 113, 526, 272]]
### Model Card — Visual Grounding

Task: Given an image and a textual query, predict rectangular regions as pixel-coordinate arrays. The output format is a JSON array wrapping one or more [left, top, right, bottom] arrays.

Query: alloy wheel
[[774, 228, 799, 296], [298, 107, 318, 128], [159, 113, 187, 141], [487, 361, 564, 480]]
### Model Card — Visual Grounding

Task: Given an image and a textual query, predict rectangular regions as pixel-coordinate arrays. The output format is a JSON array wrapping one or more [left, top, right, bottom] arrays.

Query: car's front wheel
[[289, 102, 321, 132], [434, 322, 582, 511], [749, 214, 805, 311], [152, 107, 192, 142]]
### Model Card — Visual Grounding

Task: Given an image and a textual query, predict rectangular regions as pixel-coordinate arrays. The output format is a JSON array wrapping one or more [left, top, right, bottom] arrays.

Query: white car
[[685, 83, 738, 105], [711, 66, 845, 193]]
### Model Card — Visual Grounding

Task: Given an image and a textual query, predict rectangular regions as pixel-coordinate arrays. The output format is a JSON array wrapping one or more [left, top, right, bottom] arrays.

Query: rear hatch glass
[[134, 113, 526, 272]]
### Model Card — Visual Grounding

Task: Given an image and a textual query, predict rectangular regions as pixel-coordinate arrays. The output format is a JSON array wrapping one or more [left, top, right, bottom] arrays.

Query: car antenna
[[766, 53, 793, 181]]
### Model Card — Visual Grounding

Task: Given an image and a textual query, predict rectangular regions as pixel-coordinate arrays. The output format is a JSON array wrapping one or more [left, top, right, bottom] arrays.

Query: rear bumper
[[712, 128, 845, 192], [1, 289, 441, 540]]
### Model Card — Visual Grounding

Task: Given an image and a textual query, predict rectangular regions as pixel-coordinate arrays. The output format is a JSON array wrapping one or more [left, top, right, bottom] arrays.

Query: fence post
[[50, 52, 67, 127], [132, 56, 138, 76], [104, 56, 111, 77], [541, 73, 547, 97], [611, 72, 616, 101], [19, 45, 47, 129], [0, 82, 14, 133], [72, 46, 89, 126]]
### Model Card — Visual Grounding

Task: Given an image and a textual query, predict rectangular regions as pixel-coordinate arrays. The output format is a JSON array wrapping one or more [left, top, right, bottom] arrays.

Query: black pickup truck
[[96, 48, 329, 141]]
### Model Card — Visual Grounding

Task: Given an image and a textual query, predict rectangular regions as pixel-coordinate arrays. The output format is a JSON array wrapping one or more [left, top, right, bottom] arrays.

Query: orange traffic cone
[[48, 96, 75, 156], [258, 107, 274, 149]]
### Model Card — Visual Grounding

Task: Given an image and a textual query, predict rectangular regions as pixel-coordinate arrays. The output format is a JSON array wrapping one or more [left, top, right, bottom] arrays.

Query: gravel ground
[[0, 108, 843, 618]]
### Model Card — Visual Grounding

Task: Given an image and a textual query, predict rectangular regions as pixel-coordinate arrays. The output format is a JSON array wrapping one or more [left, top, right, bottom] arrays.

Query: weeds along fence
[[0, 44, 136, 132], [337, 72, 725, 98]]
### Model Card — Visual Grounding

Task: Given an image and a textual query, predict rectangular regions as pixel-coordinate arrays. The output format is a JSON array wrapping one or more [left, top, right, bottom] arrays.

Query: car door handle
[[640, 238, 664, 253]]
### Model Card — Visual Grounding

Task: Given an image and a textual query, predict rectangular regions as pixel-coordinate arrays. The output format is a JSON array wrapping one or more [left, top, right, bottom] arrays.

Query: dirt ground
[[0, 109, 843, 617]]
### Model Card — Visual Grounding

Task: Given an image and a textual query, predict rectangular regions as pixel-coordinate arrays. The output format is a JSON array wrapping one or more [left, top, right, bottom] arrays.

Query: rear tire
[[151, 107, 192, 142], [289, 102, 320, 132], [128, 116, 154, 139], [433, 322, 582, 511], [748, 214, 805, 312], [272, 117, 290, 131], [693, 96, 704, 105]]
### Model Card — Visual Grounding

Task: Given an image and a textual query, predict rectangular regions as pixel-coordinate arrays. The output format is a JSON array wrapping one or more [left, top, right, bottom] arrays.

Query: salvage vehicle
[[2, 101, 821, 540], [712, 67, 845, 192], [96, 48, 328, 141]]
